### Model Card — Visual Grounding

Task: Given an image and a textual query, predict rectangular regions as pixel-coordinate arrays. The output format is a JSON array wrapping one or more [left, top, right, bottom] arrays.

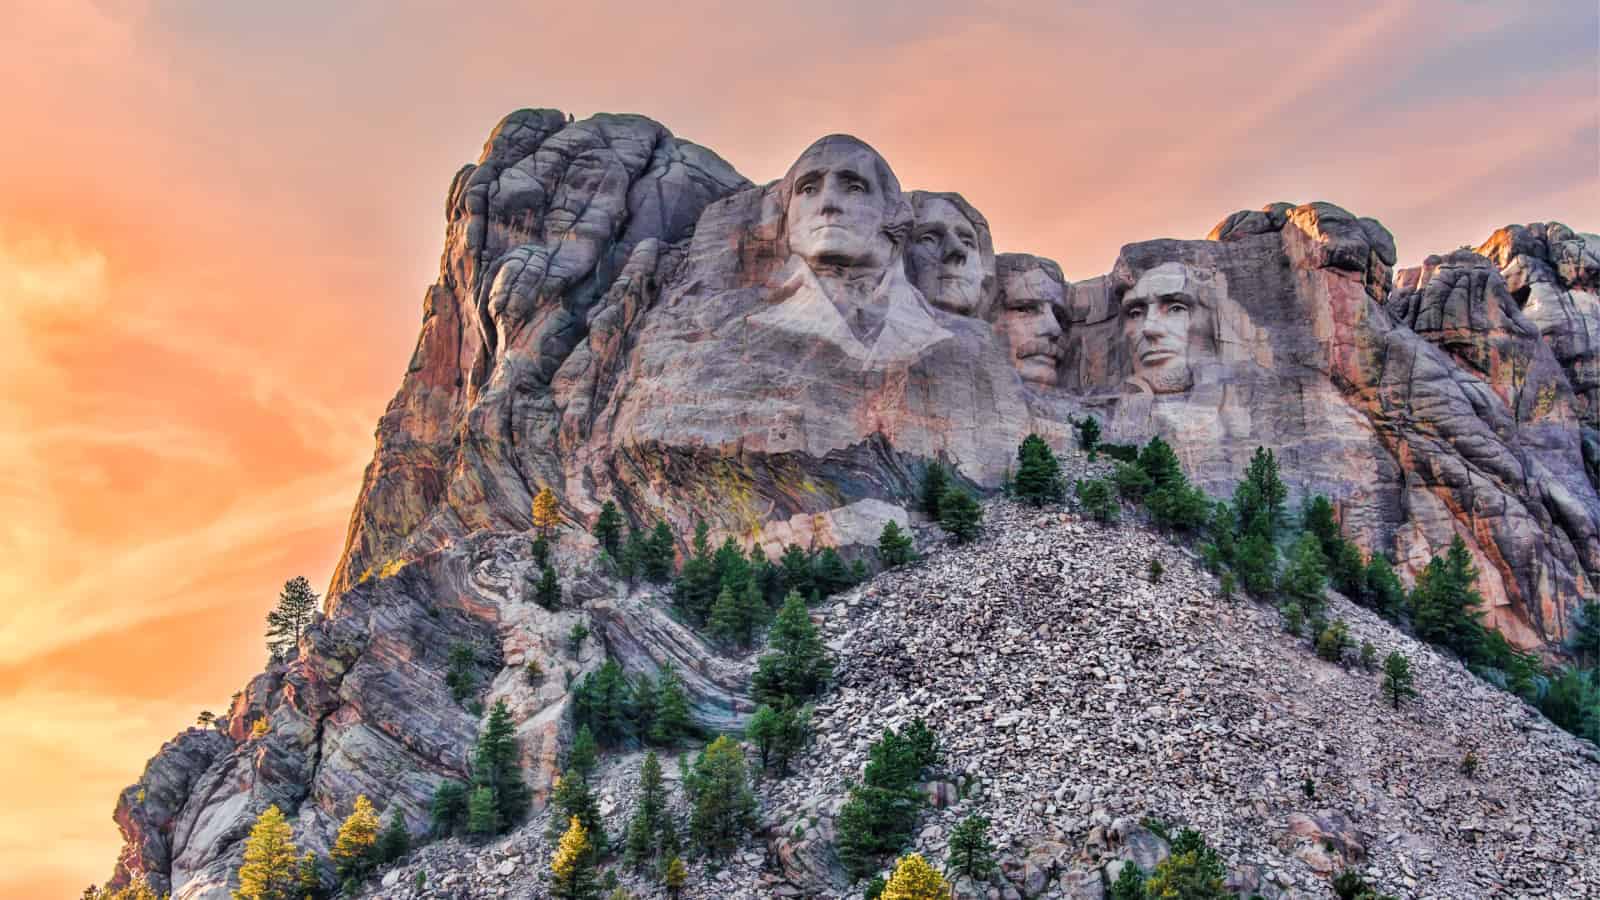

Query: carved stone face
[[908, 197, 986, 316], [1120, 261, 1212, 394], [783, 138, 895, 271], [995, 264, 1066, 385]]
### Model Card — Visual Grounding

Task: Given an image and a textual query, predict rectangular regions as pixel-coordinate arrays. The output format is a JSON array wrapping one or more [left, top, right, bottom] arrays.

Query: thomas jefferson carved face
[[1120, 261, 1213, 394], [783, 136, 898, 271], [908, 197, 986, 316], [995, 262, 1066, 385]]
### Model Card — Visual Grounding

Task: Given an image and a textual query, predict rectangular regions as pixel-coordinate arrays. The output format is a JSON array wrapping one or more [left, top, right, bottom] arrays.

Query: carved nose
[[942, 237, 967, 265], [1040, 314, 1062, 338]]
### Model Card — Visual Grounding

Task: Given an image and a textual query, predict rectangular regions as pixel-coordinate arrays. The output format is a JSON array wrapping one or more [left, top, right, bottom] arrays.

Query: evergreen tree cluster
[[833, 720, 941, 879], [670, 521, 865, 641], [571, 660, 694, 749], [1013, 434, 1065, 506], [430, 700, 531, 842], [920, 463, 985, 543]]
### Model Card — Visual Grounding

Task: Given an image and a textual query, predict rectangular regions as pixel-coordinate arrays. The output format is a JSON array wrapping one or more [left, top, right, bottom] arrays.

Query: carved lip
[[1139, 348, 1178, 364]]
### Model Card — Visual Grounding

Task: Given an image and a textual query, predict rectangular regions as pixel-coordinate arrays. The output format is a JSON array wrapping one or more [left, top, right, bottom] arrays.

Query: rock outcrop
[[101, 107, 1597, 897]]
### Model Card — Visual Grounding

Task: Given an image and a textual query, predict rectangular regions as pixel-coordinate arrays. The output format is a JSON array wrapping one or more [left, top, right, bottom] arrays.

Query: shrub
[[1460, 749, 1479, 778], [919, 463, 949, 520], [1075, 477, 1119, 524], [878, 520, 916, 568], [938, 488, 983, 543], [686, 736, 757, 857], [1013, 434, 1065, 506], [1107, 861, 1147, 900], [1148, 558, 1164, 584], [1382, 651, 1417, 709], [1316, 619, 1351, 663], [1112, 461, 1153, 502], [945, 814, 996, 880], [1359, 640, 1376, 671]]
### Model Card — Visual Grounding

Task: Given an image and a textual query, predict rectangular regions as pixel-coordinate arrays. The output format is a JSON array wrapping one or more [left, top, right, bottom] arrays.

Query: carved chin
[[928, 282, 980, 315], [1139, 361, 1192, 394], [1017, 357, 1059, 386]]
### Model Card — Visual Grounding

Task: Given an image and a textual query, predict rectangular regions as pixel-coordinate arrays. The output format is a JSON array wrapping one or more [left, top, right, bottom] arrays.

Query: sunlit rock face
[[106, 108, 1599, 898]]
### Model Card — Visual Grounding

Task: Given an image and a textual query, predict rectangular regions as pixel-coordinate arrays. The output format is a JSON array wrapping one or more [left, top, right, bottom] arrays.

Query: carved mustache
[[1015, 338, 1062, 361]]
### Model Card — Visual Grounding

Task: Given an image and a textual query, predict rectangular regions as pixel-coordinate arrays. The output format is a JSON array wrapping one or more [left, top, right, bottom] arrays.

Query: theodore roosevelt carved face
[[1119, 261, 1214, 394], [993, 257, 1066, 385]]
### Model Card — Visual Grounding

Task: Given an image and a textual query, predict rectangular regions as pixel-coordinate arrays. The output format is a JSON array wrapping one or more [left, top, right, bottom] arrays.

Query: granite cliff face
[[104, 108, 1596, 898]]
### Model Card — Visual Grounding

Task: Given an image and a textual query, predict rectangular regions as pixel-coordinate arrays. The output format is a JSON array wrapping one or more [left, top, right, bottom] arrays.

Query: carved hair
[[775, 134, 913, 251]]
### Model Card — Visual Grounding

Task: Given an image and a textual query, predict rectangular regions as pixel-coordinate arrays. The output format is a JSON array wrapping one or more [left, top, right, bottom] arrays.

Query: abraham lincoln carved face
[[1119, 261, 1215, 394]]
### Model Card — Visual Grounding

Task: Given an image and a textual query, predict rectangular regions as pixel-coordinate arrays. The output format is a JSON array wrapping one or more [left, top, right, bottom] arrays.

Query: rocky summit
[[100, 107, 1598, 899]]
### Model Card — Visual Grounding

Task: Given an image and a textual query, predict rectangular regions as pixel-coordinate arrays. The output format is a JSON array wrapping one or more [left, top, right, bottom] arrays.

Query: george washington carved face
[[1120, 261, 1214, 394], [907, 194, 991, 317], [782, 135, 901, 271]]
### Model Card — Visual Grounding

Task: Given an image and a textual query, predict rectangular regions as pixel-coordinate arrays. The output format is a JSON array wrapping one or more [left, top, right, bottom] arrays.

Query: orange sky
[[2, 1, 1595, 895]]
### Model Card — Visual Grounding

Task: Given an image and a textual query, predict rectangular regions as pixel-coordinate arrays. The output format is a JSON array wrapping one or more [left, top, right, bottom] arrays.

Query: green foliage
[[548, 771, 607, 854], [1074, 415, 1102, 455], [1234, 530, 1278, 597], [1410, 536, 1486, 660], [568, 623, 590, 652], [650, 664, 694, 746], [573, 660, 633, 747], [532, 534, 551, 569], [264, 575, 320, 663], [1382, 651, 1417, 709], [1107, 861, 1147, 900], [376, 812, 409, 866], [623, 752, 666, 870], [1330, 539, 1368, 600], [1146, 480, 1211, 532], [1144, 829, 1227, 899], [746, 702, 813, 777], [566, 725, 599, 781], [779, 544, 815, 602], [233, 804, 299, 900], [1331, 868, 1400, 900], [938, 488, 983, 543], [753, 591, 835, 706], [1234, 447, 1288, 541], [535, 565, 562, 611], [1359, 640, 1377, 671], [646, 522, 676, 583], [1316, 619, 1351, 663], [429, 780, 469, 838], [619, 526, 648, 583], [1219, 571, 1236, 600], [445, 642, 478, 704], [1148, 558, 1164, 583], [1075, 477, 1119, 524], [1112, 461, 1154, 502], [1136, 435, 1183, 490], [863, 875, 887, 900], [472, 699, 530, 832], [834, 721, 940, 879], [686, 736, 757, 857], [813, 547, 855, 598], [946, 814, 996, 880], [1537, 666, 1600, 742], [1281, 602, 1304, 637], [465, 786, 498, 839], [919, 463, 949, 520], [1100, 442, 1140, 463], [593, 502, 624, 558], [1014, 433, 1065, 506], [878, 520, 916, 567], [1570, 599, 1600, 668], [1279, 532, 1328, 613], [1364, 554, 1406, 620], [673, 522, 720, 623]]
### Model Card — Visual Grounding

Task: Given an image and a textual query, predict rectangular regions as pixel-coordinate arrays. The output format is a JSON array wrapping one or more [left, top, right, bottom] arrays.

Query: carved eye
[[847, 181, 867, 194], [1125, 306, 1144, 320], [1167, 301, 1188, 315], [918, 232, 939, 245], [798, 182, 818, 196]]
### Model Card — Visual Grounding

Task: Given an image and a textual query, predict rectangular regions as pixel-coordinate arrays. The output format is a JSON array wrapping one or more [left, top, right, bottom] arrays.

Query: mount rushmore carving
[[335, 109, 1594, 655]]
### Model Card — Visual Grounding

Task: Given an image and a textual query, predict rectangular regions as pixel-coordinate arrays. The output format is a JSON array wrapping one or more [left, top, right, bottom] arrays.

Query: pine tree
[[650, 664, 693, 746], [708, 582, 743, 645], [1382, 651, 1417, 709], [674, 522, 719, 623], [1014, 434, 1064, 506], [376, 811, 409, 865], [1330, 539, 1367, 600], [1235, 446, 1288, 541], [745, 703, 811, 777], [938, 488, 983, 543], [738, 573, 768, 638], [233, 804, 299, 900], [1302, 495, 1340, 557], [264, 576, 319, 662], [1280, 532, 1329, 613], [473, 699, 531, 830], [1136, 435, 1183, 490], [532, 486, 563, 537], [532, 534, 551, 568], [548, 771, 608, 854], [1411, 535, 1487, 660], [429, 780, 469, 838], [878, 520, 916, 568], [686, 735, 756, 857], [619, 526, 647, 583], [835, 723, 940, 878], [778, 544, 814, 600], [712, 537, 750, 596], [1108, 862, 1146, 900], [445, 642, 477, 704], [593, 501, 624, 558], [1235, 526, 1279, 596], [881, 853, 950, 900], [296, 851, 321, 900], [646, 522, 676, 582], [813, 547, 853, 598], [574, 659, 634, 747], [946, 814, 996, 880], [1359, 640, 1377, 671], [920, 462, 949, 520], [1075, 477, 1119, 524], [536, 565, 562, 611], [567, 725, 599, 781], [623, 752, 666, 870], [331, 794, 380, 882], [550, 817, 600, 900], [662, 856, 687, 900], [752, 592, 834, 705], [1074, 415, 1102, 455], [466, 785, 498, 839], [1282, 601, 1304, 636], [1316, 619, 1351, 663]]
